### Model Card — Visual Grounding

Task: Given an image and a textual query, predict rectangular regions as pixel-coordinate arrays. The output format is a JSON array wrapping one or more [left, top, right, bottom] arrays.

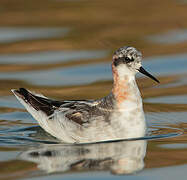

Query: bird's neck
[[112, 65, 141, 108]]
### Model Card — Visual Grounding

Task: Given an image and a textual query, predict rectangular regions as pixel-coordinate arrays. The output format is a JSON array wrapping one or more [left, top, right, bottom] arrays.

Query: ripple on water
[[0, 50, 108, 64], [0, 98, 183, 176], [0, 96, 24, 109], [0, 97, 183, 146], [0, 151, 19, 161], [0, 27, 69, 43], [145, 111, 187, 131], [0, 50, 186, 86], [0, 63, 111, 86], [0, 47, 186, 177], [159, 143, 187, 149], [146, 29, 187, 44], [1, 53, 187, 86], [0, 111, 33, 122], [145, 95, 187, 104], [142, 54, 187, 76]]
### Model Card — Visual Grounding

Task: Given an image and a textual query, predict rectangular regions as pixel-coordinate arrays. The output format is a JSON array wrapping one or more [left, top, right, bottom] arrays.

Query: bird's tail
[[11, 88, 54, 116], [11, 88, 59, 137], [11, 88, 75, 142]]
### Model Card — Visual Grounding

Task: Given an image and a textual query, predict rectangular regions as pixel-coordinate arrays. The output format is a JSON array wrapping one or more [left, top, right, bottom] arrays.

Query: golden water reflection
[[0, 0, 187, 179]]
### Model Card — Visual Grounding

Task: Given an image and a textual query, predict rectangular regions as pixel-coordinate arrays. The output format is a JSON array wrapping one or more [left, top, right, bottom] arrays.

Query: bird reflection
[[19, 139, 147, 175]]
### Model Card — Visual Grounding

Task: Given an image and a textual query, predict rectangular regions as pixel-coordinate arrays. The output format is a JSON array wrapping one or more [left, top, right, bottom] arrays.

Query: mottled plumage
[[12, 46, 159, 143]]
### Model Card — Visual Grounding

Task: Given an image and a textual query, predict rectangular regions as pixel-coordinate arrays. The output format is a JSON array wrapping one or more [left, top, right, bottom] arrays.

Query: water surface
[[0, 1, 187, 180], [0, 27, 69, 43], [147, 30, 187, 44]]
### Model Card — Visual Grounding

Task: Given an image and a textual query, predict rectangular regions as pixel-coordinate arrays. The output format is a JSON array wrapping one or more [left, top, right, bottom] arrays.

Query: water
[[0, 27, 69, 43], [0, 0, 187, 179], [0, 63, 111, 86], [145, 95, 187, 104], [146, 30, 187, 44], [0, 53, 186, 86], [0, 50, 108, 64]]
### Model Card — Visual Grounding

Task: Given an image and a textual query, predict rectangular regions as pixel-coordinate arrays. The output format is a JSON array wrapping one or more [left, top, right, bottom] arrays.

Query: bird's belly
[[42, 106, 146, 143], [111, 108, 146, 138], [70, 109, 146, 143]]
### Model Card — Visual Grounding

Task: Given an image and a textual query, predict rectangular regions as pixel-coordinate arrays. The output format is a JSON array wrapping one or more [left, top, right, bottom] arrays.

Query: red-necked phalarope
[[12, 46, 159, 143]]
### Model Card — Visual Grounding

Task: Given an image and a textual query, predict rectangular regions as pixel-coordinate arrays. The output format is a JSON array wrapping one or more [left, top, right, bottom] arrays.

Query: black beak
[[138, 67, 160, 83]]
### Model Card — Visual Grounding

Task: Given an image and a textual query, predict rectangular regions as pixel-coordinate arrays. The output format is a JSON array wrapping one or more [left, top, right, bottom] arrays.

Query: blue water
[[145, 95, 187, 104], [147, 29, 187, 44], [0, 22, 186, 180], [0, 27, 69, 43], [144, 54, 187, 75], [25, 165, 187, 180], [0, 53, 187, 86], [0, 50, 108, 64], [0, 63, 111, 86]]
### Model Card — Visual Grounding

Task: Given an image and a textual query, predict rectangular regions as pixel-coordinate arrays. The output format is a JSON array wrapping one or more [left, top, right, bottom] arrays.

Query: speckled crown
[[113, 46, 142, 60]]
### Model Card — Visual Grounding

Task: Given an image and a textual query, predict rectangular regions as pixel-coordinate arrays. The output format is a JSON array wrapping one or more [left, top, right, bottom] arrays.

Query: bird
[[12, 46, 159, 143]]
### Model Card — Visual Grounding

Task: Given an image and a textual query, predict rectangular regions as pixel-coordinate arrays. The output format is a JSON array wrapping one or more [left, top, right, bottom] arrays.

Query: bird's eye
[[125, 57, 134, 63]]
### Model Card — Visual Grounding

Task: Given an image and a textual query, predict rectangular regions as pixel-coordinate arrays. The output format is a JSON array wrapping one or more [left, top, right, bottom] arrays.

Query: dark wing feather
[[15, 88, 114, 125], [15, 88, 65, 116], [15, 88, 95, 123]]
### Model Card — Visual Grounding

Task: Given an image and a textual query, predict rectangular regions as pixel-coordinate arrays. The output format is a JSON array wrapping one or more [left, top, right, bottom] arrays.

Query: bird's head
[[112, 46, 159, 83]]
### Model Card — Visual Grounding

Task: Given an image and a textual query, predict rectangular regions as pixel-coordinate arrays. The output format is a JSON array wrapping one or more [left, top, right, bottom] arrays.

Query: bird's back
[[12, 88, 125, 143]]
